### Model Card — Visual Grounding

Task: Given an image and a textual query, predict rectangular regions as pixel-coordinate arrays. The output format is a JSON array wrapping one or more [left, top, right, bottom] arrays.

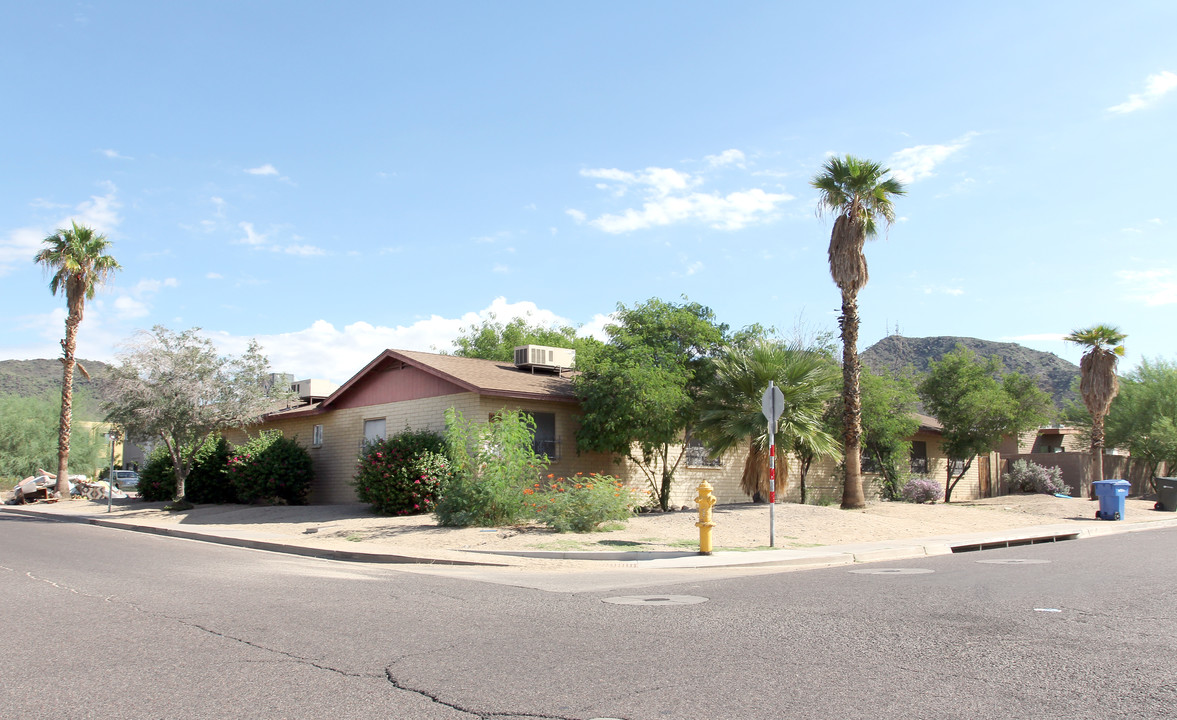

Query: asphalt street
[[2, 512, 1174, 719]]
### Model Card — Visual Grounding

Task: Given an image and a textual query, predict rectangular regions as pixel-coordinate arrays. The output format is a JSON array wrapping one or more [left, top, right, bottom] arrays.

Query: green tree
[[449, 313, 583, 362], [574, 298, 728, 510], [1064, 324, 1127, 483], [918, 346, 1052, 502], [0, 392, 105, 480], [858, 366, 920, 500], [811, 156, 906, 509], [34, 221, 121, 495], [1105, 357, 1177, 487], [694, 340, 841, 502], [104, 326, 290, 502]]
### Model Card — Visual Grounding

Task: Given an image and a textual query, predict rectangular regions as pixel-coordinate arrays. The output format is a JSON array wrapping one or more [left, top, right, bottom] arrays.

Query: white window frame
[[312, 424, 323, 447]]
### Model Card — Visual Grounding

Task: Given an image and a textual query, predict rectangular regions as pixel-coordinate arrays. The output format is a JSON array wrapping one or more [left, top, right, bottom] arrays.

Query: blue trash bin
[[1093, 479, 1130, 520]]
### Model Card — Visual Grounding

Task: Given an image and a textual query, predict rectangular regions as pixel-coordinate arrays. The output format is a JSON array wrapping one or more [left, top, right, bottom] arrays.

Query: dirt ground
[[17, 492, 1174, 558]]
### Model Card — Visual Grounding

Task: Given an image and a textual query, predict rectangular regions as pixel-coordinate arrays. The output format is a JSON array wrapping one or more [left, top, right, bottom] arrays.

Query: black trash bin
[[1156, 477, 1177, 512]]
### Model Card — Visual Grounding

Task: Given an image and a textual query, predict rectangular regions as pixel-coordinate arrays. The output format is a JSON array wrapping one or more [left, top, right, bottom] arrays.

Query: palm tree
[[811, 155, 905, 509], [695, 341, 841, 502], [1064, 324, 1127, 487], [34, 222, 120, 497]]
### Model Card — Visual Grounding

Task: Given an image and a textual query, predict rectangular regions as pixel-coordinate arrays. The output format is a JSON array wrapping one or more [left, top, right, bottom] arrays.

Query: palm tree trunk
[[1091, 413, 1106, 493], [56, 315, 80, 498], [840, 290, 866, 509], [741, 439, 769, 501]]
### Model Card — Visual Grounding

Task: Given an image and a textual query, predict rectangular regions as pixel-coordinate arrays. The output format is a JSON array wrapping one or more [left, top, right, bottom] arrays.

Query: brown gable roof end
[[317, 349, 577, 411]]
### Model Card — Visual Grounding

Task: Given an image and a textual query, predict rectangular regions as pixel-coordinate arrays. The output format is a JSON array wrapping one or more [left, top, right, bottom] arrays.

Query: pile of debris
[[4, 469, 127, 505]]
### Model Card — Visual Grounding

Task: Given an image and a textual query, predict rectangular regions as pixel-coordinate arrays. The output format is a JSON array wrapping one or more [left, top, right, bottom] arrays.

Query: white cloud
[[492, 263, 509, 273], [207, 272, 224, 280], [279, 244, 326, 256], [1116, 268, 1177, 305], [0, 185, 122, 276], [705, 149, 746, 168], [245, 163, 280, 176], [579, 161, 791, 233], [202, 298, 593, 383], [99, 149, 132, 160], [113, 295, 150, 318], [590, 187, 792, 233], [237, 222, 267, 245], [888, 132, 978, 184], [565, 208, 587, 223], [1108, 71, 1177, 114]]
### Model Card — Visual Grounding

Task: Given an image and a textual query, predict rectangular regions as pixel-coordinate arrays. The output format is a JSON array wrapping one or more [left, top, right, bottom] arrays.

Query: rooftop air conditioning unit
[[513, 345, 576, 372], [290, 378, 340, 401]]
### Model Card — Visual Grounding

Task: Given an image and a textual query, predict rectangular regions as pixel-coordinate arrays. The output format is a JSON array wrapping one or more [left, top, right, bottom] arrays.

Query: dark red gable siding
[[329, 360, 466, 409]]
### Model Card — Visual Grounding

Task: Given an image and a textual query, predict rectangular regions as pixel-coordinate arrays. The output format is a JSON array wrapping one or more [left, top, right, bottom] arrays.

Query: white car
[[113, 470, 139, 490]]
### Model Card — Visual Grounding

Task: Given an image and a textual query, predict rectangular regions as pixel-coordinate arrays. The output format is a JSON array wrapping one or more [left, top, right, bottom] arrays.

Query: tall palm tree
[[34, 221, 120, 496], [1064, 324, 1127, 487], [811, 155, 905, 509], [695, 341, 841, 502]]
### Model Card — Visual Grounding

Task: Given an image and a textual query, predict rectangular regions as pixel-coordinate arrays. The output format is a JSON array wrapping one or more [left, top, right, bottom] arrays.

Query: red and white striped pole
[[769, 431, 776, 547]]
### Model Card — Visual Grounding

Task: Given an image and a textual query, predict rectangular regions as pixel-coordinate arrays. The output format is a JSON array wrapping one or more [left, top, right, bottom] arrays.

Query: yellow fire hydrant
[[695, 480, 717, 555]]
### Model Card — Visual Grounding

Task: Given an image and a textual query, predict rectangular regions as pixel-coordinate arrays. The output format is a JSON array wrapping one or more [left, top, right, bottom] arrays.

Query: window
[[312, 424, 323, 447], [909, 441, 928, 474], [529, 412, 558, 459], [362, 418, 386, 449], [860, 451, 882, 474], [949, 458, 966, 475], [685, 435, 723, 468]]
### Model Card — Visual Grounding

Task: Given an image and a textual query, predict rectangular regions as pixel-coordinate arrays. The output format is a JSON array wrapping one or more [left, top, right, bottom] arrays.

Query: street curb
[[0, 507, 508, 567], [6, 505, 1177, 570]]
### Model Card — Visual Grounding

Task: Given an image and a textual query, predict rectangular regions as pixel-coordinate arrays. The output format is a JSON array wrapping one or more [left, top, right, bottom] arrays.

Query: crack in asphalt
[[180, 620, 374, 679], [384, 668, 609, 720]]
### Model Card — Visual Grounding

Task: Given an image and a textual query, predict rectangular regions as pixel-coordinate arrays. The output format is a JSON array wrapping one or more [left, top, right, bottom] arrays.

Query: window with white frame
[[362, 418, 386, 449], [312, 424, 323, 447]]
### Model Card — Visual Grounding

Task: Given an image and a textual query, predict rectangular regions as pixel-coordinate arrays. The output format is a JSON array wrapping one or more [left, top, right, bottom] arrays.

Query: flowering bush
[[902, 476, 944, 504], [435, 409, 547, 527], [1004, 459, 1069, 495], [352, 429, 451, 515], [227, 431, 314, 505], [526, 473, 638, 532]]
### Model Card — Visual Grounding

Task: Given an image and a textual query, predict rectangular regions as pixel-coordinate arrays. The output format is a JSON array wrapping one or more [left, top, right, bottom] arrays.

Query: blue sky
[[2, 2, 1174, 384]]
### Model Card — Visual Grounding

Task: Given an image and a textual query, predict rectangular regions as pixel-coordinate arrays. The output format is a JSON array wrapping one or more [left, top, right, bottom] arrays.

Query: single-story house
[[239, 347, 984, 505]]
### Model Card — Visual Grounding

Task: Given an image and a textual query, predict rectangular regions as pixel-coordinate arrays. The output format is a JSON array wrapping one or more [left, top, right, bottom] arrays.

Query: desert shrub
[[1004, 459, 1069, 495], [902, 476, 944, 504], [227, 431, 314, 505], [434, 408, 546, 527], [526, 474, 638, 532], [353, 429, 451, 515]]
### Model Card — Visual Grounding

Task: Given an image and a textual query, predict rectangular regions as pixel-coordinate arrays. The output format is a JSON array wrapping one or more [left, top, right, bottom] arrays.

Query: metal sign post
[[761, 382, 785, 547]]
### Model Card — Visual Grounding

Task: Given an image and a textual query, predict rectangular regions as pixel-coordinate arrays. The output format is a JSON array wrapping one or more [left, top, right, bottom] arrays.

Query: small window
[[909, 441, 928, 474], [685, 435, 722, 468], [362, 418, 386, 449], [528, 412, 558, 459], [312, 424, 323, 447]]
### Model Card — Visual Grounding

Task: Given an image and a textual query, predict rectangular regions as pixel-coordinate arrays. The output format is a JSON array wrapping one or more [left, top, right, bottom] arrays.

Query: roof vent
[[513, 345, 576, 373]]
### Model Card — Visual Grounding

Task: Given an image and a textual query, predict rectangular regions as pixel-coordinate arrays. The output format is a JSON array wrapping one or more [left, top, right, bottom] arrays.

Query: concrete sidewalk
[[6, 500, 1177, 572]]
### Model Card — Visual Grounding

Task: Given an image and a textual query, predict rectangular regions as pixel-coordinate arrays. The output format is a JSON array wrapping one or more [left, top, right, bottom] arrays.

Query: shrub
[[902, 476, 944, 504], [136, 445, 176, 502], [227, 431, 314, 505], [526, 474, 638, 532], [434, 408, 546, 527], [352, 429, 451, 515], [1004, 459, 1069, 495], [136, 435, 234, 503], [186, 436, 235, 504]]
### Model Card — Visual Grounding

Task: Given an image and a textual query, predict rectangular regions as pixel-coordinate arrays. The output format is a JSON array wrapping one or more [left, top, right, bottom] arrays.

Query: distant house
[[239, 347, 989, 505], [235, 349, 615, 503]]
